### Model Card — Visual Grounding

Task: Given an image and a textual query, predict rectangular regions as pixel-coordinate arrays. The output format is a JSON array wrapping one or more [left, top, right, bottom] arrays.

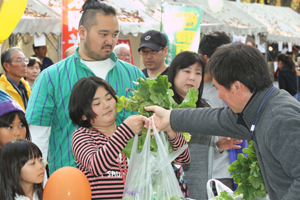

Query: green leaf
[[117, 74, 197, 158], [230, 141, 267, 200], [182, 132, 191, 142], [178, 88, 198, 108]]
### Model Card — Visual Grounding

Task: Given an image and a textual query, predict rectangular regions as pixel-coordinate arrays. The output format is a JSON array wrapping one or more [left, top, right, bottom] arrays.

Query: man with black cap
[[138, 30, 168, 78]]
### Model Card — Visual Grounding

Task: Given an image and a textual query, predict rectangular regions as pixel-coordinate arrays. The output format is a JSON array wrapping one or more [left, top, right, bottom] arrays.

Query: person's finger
[[234, 140, 243, 144], [232, 145, 242, 149], [144, 106, 158, 112]]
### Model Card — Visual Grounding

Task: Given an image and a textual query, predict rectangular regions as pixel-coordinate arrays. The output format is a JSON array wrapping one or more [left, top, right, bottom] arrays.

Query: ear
[[82, 114, 87, 121], [203, 55, 209, 64], [231, 80, 249, 95], [231, 81, 242, 93], [163, 46, 168, 57], [78, 25, 87, 41], [2, 62, 10, 72]]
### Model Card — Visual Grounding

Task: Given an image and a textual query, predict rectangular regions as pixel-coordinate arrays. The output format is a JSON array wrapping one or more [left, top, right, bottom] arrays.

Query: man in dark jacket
[[146, 43, 300, 200]]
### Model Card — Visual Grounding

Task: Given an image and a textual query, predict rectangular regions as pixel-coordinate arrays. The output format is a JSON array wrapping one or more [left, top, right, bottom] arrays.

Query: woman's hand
[[124, 115, 147, 135], [216, 137, 242, 152]]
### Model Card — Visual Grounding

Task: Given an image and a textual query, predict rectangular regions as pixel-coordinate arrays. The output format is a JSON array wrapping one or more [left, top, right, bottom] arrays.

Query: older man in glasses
[[0, 47, 31, 110], [138, 30, 169, 78], [114, 43, 132, 64]]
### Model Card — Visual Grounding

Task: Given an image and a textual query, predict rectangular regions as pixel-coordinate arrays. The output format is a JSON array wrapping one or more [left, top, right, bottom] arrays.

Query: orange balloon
[[43, 167, 91, 200]]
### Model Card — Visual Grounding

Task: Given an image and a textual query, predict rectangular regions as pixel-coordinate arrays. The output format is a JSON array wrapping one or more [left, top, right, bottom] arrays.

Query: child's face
[[86, 86, 117, 128], [0, 114, 27, 148], [19, 156, 44, 188]]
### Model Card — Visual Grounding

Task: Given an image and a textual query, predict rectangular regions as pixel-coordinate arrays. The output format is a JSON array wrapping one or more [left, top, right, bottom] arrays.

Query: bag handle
[[206, 179, 234, 198], [150, 116, 188, 174]]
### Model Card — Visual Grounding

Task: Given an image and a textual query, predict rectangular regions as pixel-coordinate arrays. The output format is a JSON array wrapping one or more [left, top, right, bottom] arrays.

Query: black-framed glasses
[[139, 47, 164, 55], [11, 57, 29, 65]]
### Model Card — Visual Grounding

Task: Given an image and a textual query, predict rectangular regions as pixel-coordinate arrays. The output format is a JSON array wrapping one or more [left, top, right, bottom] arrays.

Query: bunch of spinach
[[213, 191, 235, 200], [228, 141, 267, 200], [117, 74, 197, 158]]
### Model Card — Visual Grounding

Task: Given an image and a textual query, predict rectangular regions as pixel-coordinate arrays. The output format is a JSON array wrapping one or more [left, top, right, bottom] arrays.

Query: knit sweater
[[170, 86, 300, 200]]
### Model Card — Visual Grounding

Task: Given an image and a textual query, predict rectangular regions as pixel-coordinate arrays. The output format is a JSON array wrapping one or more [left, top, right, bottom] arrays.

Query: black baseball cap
[[138, 30, 167, 51]]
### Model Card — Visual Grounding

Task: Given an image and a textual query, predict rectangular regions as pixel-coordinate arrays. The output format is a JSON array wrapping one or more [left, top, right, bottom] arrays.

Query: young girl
[[0, 89, 31, 149], [69, 76, 189, 199], [0, 139, 44, 200]]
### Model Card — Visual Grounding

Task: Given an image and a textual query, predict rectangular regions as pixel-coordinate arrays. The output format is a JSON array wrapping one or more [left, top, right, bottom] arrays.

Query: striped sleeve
[[26, 68, 54, 126], [71, 123, 134, 176], [168, 132, 190, 165]]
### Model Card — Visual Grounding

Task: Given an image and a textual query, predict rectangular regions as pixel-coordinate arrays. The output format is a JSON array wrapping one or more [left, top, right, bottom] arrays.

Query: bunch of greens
[[228, 141, 267, 200], [117, 74, 197, 158], [213, 191, 235, 200]]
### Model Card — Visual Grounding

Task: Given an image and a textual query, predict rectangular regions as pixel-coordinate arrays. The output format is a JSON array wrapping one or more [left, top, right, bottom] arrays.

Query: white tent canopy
[[193, 0, 267, 36], [106, 0, 227, 36], [261, 4, 300, 37], [234, 2, 300, 44], [118, 0, 267, 37], [12, 0, 61, 36]]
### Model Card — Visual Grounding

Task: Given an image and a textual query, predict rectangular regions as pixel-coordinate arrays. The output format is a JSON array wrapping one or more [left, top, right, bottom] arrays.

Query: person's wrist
[[215, 144, 224, 153]]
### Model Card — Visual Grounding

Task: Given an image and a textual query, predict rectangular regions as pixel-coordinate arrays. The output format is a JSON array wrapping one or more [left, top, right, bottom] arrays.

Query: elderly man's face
[[6, 51, 27, 81], [117, 47, 131, 63]]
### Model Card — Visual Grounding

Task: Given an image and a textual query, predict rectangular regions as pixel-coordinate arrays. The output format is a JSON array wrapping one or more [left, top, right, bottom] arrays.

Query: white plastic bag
[[207, 179, 243, 200], [123, 118, 188, 200]]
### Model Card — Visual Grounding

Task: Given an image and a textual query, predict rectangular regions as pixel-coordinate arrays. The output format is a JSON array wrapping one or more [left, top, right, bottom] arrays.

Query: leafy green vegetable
[[213, 191, 234, 200], [182, 132, 191, 142], [170, 196, 185, 200], [228, 141, 267, 200], [117, 74, 198, 158]]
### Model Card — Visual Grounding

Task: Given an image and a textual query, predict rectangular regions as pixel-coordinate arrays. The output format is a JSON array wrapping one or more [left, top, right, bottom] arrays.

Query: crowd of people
[[0, 0, 300, 200]]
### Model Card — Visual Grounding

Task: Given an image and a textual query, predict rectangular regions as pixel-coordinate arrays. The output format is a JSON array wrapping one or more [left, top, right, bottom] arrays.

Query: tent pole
[[58, 34, 62, 61], [265, 34, 268, 62]]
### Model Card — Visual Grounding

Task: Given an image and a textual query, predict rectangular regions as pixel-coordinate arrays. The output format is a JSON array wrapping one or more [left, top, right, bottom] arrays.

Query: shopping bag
[[123, 118, 188, 200], [207, 179, 243, 200]]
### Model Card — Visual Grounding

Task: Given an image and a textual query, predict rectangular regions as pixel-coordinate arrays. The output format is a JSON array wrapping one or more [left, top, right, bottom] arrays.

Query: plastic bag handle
[[206, 179, 234, 198], [151, 116, 188, 173]]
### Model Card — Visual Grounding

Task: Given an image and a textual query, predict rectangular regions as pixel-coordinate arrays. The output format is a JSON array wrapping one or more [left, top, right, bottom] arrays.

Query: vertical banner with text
[[62, 0, 84, 59], [162, 5, 202, 65]]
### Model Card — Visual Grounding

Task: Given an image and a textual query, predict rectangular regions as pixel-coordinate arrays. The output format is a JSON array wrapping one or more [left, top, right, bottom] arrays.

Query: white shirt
[[81, 58, 115, 79], [15, 191, 39, 200]]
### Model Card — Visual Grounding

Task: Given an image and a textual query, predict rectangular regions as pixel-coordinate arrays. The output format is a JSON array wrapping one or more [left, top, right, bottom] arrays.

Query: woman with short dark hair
[[26, 57, 42, 88]]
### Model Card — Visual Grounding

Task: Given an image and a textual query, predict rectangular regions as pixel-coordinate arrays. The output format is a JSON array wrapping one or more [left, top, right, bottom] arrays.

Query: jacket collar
[[73, 46, 118, 63], [237, 85, 277, 130]]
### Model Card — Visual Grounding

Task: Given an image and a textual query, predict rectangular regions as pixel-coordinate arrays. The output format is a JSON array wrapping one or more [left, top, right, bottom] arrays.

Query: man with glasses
[[138, 30, 168, 78], [114, 43, 132, 63], [0, 47, 31, 110]]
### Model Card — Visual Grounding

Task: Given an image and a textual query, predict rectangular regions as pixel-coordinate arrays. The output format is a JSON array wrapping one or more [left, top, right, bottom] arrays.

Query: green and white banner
[[162, 5, 202, 65]]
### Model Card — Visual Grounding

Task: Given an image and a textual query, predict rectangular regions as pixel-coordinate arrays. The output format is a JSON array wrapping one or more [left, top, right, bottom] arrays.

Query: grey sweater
[[170, 86, 300, 200], [182, 131, 215, 199]]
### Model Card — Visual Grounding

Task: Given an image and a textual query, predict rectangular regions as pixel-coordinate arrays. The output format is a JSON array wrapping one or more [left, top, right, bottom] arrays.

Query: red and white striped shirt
[[71, 123, 190, 199]]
